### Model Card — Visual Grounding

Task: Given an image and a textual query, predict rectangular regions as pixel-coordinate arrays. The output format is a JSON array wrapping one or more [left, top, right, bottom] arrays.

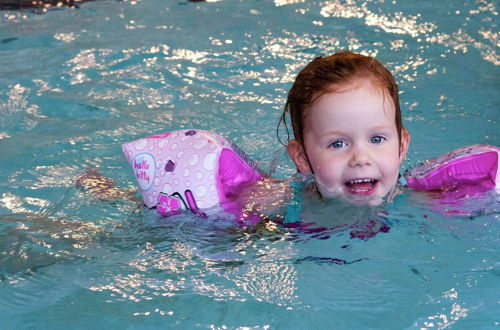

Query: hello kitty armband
[[405, 145, 499, 195], [122, 129, 262, 220]]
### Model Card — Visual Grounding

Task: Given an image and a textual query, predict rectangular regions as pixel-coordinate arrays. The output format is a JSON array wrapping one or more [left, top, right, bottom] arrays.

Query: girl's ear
[[287, 140, 312, 173], [399, 128, 411, 161]]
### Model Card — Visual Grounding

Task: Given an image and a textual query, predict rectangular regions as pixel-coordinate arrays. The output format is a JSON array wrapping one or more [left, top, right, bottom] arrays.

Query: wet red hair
[[279, 51, 404, 145]]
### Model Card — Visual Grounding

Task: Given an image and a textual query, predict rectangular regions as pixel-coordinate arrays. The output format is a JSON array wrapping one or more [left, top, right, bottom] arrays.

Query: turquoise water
[[0, 0, 499, 328]]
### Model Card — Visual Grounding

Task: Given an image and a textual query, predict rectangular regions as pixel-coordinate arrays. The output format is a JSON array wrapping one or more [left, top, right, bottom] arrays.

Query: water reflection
[[0, 0, 498, 326]]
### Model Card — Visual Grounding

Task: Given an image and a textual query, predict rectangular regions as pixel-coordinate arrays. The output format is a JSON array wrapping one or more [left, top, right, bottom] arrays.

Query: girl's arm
[[236, 176, 293, 218], [75, 168, 137, 201]]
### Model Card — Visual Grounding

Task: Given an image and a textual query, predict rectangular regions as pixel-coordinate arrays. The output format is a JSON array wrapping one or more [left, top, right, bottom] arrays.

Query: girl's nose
[[348, 146, 372, 167]]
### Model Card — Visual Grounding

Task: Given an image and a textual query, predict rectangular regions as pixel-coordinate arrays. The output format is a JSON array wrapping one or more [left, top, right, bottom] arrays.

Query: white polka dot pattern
[[122, 129, 262, 219], [122, 130, 230, 209]]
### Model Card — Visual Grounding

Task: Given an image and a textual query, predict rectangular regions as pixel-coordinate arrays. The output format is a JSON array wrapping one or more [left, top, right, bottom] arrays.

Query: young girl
[[79, 51, 497, 222], [228, 51, 412, 222], [78, 51, 412, 217], [282, 50, 410, 206]]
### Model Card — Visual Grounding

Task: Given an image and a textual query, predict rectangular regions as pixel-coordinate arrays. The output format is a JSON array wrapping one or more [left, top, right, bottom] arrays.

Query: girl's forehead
[[302, 82, 397, 133], [308, 80, 394, 114], [307, 78, 387, 110]]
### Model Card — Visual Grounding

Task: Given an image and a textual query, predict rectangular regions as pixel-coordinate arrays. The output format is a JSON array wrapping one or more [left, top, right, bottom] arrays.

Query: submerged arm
[[75, 168, 138, 201], [236, 176, 293, 219]]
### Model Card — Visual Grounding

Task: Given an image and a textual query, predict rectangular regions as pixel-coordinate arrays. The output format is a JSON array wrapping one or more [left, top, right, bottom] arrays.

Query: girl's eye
[[330, 140, 345, 149], [371, 136, 385, 144]]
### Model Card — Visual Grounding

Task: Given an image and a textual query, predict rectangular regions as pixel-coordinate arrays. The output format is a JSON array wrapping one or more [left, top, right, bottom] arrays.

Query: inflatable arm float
[[122, 130, 262, 221], [405, 144, 499, 195]]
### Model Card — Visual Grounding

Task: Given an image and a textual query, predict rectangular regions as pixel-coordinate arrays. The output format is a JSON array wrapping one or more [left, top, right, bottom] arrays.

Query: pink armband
[[122, 130, 262, 222], [405, 145, 499, 195]]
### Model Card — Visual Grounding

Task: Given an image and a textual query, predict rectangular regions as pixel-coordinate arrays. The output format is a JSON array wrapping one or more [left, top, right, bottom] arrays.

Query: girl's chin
[[317, 183, 385, 206], [341, 195, 384, 206]]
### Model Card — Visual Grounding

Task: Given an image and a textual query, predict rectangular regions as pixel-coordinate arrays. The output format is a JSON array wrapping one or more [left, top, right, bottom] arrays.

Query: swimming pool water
[[0, 0, 499, 328]]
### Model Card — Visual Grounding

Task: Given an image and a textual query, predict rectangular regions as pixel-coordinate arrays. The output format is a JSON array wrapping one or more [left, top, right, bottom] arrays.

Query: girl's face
[[288, 79, 410, 205]]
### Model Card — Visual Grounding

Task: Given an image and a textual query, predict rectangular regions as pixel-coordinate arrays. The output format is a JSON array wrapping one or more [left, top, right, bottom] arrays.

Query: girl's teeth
[[345, 178, 378, 195], [349, 179, 374, 184]]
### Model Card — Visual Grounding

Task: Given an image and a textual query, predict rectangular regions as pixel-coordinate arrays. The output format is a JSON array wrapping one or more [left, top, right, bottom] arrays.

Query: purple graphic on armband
[[185, 130, 197, 136], [157, 193, 182, 216], [165, 160, 176, 172], [184, 190, 202, 215]]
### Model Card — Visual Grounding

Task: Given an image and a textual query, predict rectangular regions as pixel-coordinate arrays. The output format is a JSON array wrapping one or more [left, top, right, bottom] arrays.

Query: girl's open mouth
[[344, 178, 378, 195]]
